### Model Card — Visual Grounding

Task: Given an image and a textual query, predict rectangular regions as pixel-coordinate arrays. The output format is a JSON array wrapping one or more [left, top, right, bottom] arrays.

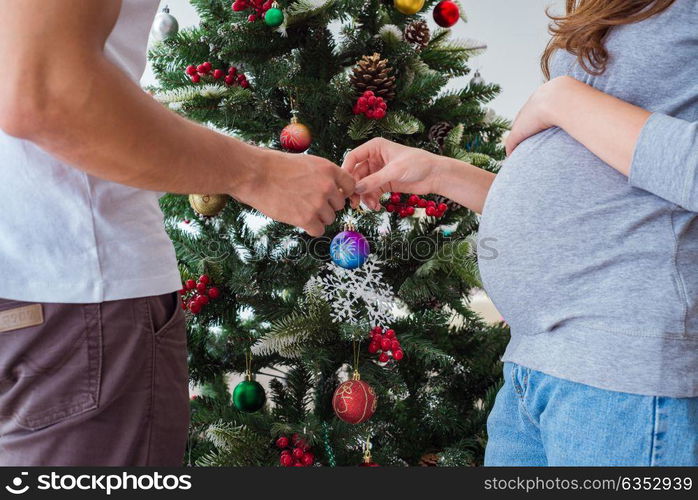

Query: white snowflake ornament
[[306, 257, 396, 326]]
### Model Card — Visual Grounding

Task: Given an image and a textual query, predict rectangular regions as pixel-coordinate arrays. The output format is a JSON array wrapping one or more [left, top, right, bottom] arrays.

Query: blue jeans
[[485, 363, 698, 466]]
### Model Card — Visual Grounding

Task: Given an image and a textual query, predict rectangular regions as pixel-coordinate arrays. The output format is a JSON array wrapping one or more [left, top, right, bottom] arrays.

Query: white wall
[[145, 0, 564, 120], [451, 0, 563, 119]]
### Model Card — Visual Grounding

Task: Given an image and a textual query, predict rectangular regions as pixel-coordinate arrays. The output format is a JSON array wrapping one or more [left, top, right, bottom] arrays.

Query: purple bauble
[[330, 230, 370, 270]]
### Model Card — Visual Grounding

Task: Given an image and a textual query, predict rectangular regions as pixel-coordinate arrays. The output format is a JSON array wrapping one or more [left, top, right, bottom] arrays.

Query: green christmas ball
[[233, 380, 266, 412], [264, 8, 284, 27]]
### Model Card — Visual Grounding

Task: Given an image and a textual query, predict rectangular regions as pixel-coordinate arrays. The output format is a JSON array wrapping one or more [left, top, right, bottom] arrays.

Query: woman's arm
[[508, 76, 650, 175], [508, 76, 698, 211], [434, 157, 496, 214], [342, 138, 495, 214]]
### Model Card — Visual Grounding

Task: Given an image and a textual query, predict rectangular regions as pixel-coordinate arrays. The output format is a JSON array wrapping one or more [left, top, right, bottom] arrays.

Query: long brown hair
[[541, 0, 676, 79]]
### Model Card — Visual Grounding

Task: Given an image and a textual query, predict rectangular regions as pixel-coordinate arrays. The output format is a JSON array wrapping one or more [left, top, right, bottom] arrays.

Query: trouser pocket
[[144, 292, 190, 465], [0, 299, 102, 431]]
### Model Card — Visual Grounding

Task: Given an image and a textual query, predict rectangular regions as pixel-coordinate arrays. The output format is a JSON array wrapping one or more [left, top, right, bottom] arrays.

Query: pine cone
[[404, 20, 430, 50], [350, 53, 396, 101], [428, 121, 454, 150], [419, 453, 441, 466]]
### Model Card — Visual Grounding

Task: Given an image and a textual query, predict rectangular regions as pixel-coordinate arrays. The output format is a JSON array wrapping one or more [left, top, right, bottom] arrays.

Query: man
[[0, 0, 354, 466]]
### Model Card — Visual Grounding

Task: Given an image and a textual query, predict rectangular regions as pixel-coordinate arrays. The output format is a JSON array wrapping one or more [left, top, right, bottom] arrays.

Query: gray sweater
[[478, 0, 698, 397]]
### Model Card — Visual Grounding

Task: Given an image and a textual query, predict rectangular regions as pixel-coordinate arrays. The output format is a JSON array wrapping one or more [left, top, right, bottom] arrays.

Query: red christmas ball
[[276, 436, 290, 449], [280, 454, 294, 467], [393, 349, 404, 361], [292, 447, 305, 459], [301, 452, 314, 466], [185, 279, 197, 290], [368, 341, 380, 354], [380, 338, 392, 351], [433, 0, 461, 28], [378, 352, 390, 363], [385, 329, 396, 339], [332, 378, 377, 424], [280, 120, 312, 153], [208, 287, 221, 299], [359, 460, 380, 467], [199, 274, 210, 285]]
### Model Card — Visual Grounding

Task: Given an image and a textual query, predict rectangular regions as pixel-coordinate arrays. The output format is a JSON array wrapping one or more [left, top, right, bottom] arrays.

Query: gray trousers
[[0, 293, 189, 466]]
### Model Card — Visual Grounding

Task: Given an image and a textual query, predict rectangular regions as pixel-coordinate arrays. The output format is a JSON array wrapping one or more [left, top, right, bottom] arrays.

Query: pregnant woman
[[343, 0, 697, 465]]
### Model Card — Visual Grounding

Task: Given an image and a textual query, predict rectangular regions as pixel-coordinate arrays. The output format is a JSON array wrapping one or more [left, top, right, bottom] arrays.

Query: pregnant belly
[[477, 128, 685, 336]]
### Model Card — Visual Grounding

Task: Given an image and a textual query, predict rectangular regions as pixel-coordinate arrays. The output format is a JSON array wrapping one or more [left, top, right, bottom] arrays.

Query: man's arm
[[0, 0, 353, 236]]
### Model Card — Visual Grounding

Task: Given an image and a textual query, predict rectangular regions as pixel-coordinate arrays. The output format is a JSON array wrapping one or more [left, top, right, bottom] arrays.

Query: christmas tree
[[148, 0, 510, 466]]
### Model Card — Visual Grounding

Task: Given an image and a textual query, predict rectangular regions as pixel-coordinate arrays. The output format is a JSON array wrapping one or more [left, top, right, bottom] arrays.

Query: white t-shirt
[[0, 0, 181, 303]]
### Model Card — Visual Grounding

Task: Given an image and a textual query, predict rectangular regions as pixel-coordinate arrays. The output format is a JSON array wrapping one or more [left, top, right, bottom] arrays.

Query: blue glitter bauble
[[330, 230, 370, 270]]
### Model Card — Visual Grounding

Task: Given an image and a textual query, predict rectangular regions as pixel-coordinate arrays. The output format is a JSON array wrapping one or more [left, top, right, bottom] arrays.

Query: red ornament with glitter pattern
[[280, 118, 312, 153], [332, 377, 377, 424]]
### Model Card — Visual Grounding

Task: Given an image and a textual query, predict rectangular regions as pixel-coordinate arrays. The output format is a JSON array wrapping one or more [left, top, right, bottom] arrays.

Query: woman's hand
[[341, 138, 443, 210], [505, 76, 572, 156], [341, 137, 496, 214], [506, 75, 650, 176]]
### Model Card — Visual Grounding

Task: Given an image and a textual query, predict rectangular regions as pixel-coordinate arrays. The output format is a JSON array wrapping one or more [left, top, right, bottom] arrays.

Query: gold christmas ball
[[188, 194, 229, 217], [393, 0, 425, 15]]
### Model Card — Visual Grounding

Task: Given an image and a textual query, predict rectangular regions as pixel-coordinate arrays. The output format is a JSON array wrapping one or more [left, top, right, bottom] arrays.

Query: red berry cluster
[[232, 0, 274, 22], [276, 434, 315, 467], [185, 62, 249, 88], [368, 326, 404, 363], [179, 275, 221, 314], [385, 192, 449, 218], [353, 91, 387, 120]]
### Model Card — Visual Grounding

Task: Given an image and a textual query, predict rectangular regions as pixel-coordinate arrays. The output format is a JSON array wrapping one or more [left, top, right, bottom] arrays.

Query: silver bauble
[[151, 6, 179, 42], [470, 70, 485, 86]]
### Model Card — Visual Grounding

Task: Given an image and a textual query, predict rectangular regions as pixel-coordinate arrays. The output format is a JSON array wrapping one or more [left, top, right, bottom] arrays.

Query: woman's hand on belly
[[506, 76, 650, 178], [342, 138, 496, 214], [505, 78, 561, 156]]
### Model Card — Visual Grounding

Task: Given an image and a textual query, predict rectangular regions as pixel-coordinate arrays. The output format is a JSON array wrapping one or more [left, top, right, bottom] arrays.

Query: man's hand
[[240, 151, 354, 236], [341, 138, 442, 210]]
